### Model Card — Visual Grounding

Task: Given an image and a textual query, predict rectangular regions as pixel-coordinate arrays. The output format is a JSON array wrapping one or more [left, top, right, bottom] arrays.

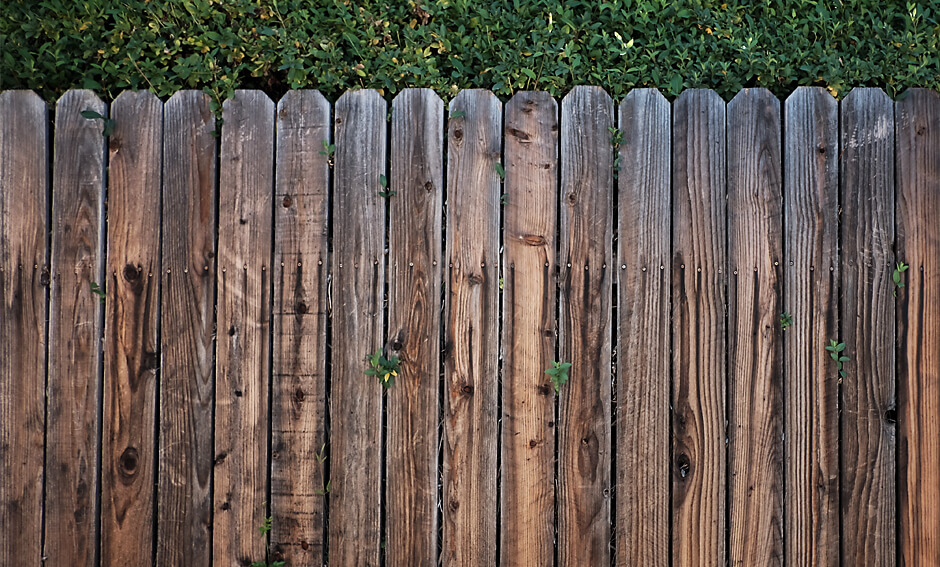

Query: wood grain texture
[[783, 86, 840, 567], [500, 91, 558, 567], [615, 88, 671, 567], [839, 87, 896, 567], [896, 88, 940, 567], [271, 90, 330, 566], [328, 89, 387, 567], [386, 88, 443, 566], [100, 90, 162, 567], [214, 90, 275, 566], [158, 91, 216, 567], [557, 85, 612, 567], [442, 89, 501, 567], [0, 90, 48, 566], [671, 88, 726, 567], [44, 89, 107, 566], [726, 88, 784, 566]]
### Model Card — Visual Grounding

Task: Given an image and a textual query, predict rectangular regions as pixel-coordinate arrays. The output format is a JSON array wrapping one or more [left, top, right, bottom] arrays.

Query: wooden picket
[[0, 86, 937, 567]]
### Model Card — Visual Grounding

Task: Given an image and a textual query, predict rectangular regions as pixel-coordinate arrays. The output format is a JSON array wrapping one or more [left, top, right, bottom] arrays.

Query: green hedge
[[2, 0, 937, 106]]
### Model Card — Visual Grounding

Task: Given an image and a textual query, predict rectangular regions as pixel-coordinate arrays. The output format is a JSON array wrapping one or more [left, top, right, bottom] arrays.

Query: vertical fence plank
[[558, 85, 613, 566], [840, 87, 896, 566], [0, 91, 48, 565], [44, 89, 106, 566], [727, 88, 784, 565], [671, 88, 726, 566], [783, 86, 840, 567], [158, 91, 216, 567], [386, 88, 443, 565], [100, 90, 162, 567], [329, 89, 387, 567], [501, 91, 558, 567], [214, 90, 275, 566], [896, 88, 940, 566], [442, 89, 501, 567], [271, 90, 330, 565], [616, 88, 671, 567]]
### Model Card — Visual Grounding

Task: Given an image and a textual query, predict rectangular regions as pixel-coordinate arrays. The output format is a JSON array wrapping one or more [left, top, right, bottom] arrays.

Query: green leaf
[[80, 110, 105, 120], [495, 162, 505, 180], [380, 174, 388, 187], [450, 110, 465, 118]]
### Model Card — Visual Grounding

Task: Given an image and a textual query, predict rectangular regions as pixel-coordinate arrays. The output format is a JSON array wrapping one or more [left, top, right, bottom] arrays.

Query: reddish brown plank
[[727, 88, 784, 565], [0, 90, 48, 566], [271, 90, 331, 565], [783, 86, 840, 567], [671, 88, 726, 566], [500, 91, 558, 567], [158, 91, 217, 567], [214, 90, 275, 566], [896, 88, 940, 567], [616, 88, 671, 567], [557, 85, 613, 566], [386, 88, 443, 566], [442, 89, 501, 567], [328, 89, 387, 567], [100, 90, 162, 567], [840, 87, 896, 566], [44, 89, 107, 566]]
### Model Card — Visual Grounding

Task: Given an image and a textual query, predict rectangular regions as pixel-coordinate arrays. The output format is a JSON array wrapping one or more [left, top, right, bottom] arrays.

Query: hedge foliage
[[2, 0, 938, 106]]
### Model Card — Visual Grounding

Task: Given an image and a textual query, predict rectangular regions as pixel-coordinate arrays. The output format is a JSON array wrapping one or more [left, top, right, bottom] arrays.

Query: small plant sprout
[[500, 193, 509, 206], [319, 139, 335, 166], [378, 174, 396, 199], [893, 261, 909, 296], [80, 109, 114, 137], [825, 339, 849, 380], [780, 311, 792, 330], [90, 281, 105, 303], [450, 110, 466, 119], [545, 360, 572, 394], [365, 348, 401, 388], [495, 162, 505, 180], [250, 505, 285, 567], [609, 126, 623, 172]]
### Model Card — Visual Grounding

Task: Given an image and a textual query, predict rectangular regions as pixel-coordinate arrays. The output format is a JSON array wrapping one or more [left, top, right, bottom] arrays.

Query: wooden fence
[[0, 86, 937, 566]]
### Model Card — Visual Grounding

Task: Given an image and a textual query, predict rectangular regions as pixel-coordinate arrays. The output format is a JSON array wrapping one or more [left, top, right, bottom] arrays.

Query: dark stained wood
[[0, 90, 48, 566], [214, 90, 275, 566], [840, 87, 896, 566], [557, 85, 612, 566], [44, 89, 107, 566], [158, 91, 217, 567], [328, 89, 387, 567], [386, 88, 443, 566], [671, 88, 726, 566], [896, 88, 940, 567], [783, 86, 840, 567], [726, 88, 784, 565], [271, 90, 330, 565], [500, 91, 558, 567], [100, 90, 162, 567], [615, 88, 671, 567], [442, 89, 501, 567]]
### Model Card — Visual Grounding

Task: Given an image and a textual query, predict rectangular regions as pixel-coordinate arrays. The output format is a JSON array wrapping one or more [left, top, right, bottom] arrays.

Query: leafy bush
[[1, 0, 937, 105]]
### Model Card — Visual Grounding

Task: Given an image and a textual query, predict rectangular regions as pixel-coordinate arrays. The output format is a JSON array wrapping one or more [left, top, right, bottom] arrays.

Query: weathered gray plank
[[671, 88, 726, 566], [558, 85, 613, 566], [442, 89, 501, 567], [616, 88, 671, 567], [727, 88, 784, 565], [896, 88, 940, 567], [271, 89, 331, 565], [501, 91, 558, 567], [100, 90, 162, 567], [840, 87, 896, 566], [214, 90, 275, 566], [386, 88, 443, 566], [783, 86, 840, 567], [328, 89, 387, 567], [158, 91, 216, 567], [44, 89, 107, 566], [0, 90, 48, 566]]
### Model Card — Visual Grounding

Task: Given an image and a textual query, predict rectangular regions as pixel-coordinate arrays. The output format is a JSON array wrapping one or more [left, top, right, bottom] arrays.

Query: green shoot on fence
[[893, 261, 909, 296], [545, 360, 572, 394], [80, 110, 115, 137], [825, 339, 849, 380], [780, 311, 792, 330], [365, 348, 400, 388]]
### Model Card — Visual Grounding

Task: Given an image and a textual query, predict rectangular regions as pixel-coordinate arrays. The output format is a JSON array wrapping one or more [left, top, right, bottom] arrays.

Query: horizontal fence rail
[[1, 87, 938, 566]]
